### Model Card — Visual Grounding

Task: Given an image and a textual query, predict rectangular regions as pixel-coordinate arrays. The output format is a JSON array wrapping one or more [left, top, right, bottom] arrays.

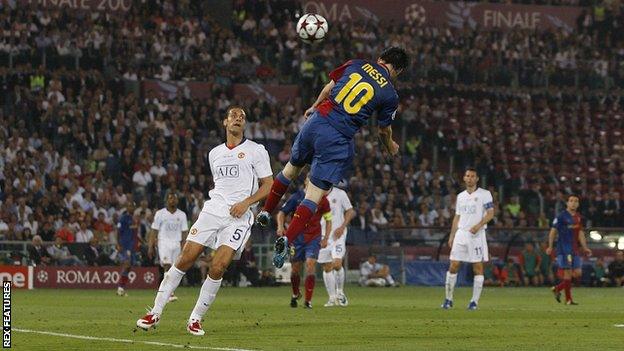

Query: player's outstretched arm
[[230, 176, 274, 218], [378, 125, 399, 156], [147, 228, 157, 259], [304, 80, 336, 118]]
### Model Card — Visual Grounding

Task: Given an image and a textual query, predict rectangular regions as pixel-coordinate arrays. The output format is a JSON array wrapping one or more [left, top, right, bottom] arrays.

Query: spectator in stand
[[607, 251, 624, 287], [84, 237, 112, 266], [47, 236, 83, 266], [520, 243, 541, 286], [500, 258, 521, 287], [27, 235, 52, 266], [75, 221, 94, 243], [231, 240, 260, 287], [55, 222, 75, 243]]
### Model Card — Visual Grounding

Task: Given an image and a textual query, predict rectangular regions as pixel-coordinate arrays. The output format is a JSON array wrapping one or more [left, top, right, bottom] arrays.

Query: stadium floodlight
[[608, 242, 617, 248], [589, 231, 602, 241], [618, 237, 624, 250]]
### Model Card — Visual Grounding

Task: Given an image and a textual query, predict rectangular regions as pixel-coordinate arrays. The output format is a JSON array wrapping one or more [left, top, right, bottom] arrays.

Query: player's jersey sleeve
[[252, 145, 273, 178], [454, 193, 462, 215], [329, 60, 353, 82], [377, 91, 399, 128], [280, 194, 299, 215], [181, 212, 189, 231], [551, 213, 561, 229], [151, 210, 161, 230], [340, 191, 353, 212], [208, 148, 217, 178], [483, 191, 494, 210]]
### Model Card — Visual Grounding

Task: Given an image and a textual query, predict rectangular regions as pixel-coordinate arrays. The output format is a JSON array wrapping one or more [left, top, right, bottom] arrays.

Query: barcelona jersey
[[551, 211, 583, 256], [316, 59, 399, 138]]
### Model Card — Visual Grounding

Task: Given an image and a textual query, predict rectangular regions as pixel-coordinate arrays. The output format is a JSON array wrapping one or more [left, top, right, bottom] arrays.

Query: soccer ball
[[296, 13, 328, 44]]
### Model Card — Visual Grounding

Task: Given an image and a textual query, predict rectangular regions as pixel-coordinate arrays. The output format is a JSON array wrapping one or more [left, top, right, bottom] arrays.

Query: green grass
[[12, 286, 624, 350]]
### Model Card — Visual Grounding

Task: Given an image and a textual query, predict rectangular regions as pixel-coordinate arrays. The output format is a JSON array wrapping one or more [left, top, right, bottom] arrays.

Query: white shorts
[[187, 210, 254, 260], [317, 230, 347, 264], [158, 240, 181, 266], [449, 229, 489, 263]]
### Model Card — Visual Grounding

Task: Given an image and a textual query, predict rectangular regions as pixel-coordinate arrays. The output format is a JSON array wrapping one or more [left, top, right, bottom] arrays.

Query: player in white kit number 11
[[136, 107, 273, 336], [442, 168, 495, 311]]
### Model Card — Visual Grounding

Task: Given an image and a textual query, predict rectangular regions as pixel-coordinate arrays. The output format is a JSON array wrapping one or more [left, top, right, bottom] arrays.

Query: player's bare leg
[[333, 258, 348, 306], [468, 262, 484, 310], [322, 262, 337, 307], [136, 241, 204, 331], [272, 180, 329, 268], [257, 162, 303, 226], [290, 261, 303, 307], [187, 245, 236, 336], [303, 257, 317, 308], [442, 260, 461, 309]]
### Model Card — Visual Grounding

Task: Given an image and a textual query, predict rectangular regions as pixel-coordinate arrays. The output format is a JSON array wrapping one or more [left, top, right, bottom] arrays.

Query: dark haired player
[[546, 195, 592, 305], [442, 168, 495, 310], [256, 47, 410, 268]]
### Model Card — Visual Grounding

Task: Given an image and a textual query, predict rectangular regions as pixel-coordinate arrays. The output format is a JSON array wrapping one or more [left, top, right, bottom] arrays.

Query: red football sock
[[304, 274, 315, 302], [284, 202, 316, 242], [263, 173, 291, 214], [119, 275, 129, 288], [291, 272, 300, 297], [555, 280, 566, 292], [563, 279, 572, 302]]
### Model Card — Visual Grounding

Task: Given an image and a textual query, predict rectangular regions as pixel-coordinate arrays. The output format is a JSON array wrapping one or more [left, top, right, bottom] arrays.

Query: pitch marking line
[[14, 328, 258, 351], [614, 324, 624, 328]]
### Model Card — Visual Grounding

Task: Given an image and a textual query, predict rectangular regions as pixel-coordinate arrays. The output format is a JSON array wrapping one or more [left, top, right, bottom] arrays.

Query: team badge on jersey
[[238, 152, 245, 159], [190, 228, 198, 235]]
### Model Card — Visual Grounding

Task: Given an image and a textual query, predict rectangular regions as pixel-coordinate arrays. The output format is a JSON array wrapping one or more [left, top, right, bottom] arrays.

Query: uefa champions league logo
[[143, 272, 155, 284], [37, 270, 48, 283]]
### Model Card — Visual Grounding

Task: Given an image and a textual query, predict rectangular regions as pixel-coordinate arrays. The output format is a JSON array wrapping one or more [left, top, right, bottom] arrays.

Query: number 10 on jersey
[[334, 73, 374, 114]]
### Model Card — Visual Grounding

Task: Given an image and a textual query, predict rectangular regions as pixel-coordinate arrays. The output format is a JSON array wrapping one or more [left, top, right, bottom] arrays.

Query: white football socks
[[323, 271, 336, 300], [335, 267, 345, 295], [445, 272, 457, 301], [190, 275, 223, 321], [152, 266, 185, 315], [386, 274, 396, 286], [472, 275, 484, 304]]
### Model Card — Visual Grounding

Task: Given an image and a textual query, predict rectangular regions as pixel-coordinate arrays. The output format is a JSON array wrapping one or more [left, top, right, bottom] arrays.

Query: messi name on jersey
[[215, 165, 239, 178], [361, 63, 389, 87]]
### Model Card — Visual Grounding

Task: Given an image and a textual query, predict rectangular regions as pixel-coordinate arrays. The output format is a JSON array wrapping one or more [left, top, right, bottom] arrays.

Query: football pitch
[[12, 286, 624, 350]]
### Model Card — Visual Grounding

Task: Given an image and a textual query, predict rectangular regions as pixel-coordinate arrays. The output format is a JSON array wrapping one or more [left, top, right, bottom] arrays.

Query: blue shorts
[[556, 254, 582, 270], [118, 249, 140, 265], [291, 234, 321, 262], [290, 114, 354, 190]]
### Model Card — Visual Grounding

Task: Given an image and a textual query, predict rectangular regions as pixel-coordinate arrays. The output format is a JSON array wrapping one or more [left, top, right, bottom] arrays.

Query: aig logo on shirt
[[216, 165, 239, 178], [458, 204, 477, 214]]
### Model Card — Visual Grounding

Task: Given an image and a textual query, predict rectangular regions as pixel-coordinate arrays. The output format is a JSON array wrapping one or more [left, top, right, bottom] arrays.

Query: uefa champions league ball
[[296, 13, 328, 44]]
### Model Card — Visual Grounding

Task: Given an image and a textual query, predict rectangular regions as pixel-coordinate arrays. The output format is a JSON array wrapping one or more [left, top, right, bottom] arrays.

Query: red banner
[[142, 80, 214, 101], [0, 266, 33, 289], [33, 266, 159, 289], [303, 0, 582, 31], [20, 0, 132, 12], [232, 84, 299, 103]]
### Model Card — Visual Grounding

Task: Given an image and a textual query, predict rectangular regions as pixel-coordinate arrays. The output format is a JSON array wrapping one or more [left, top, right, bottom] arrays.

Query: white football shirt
[[151, 208, 189, 242], [321, 187, 353, 241], [455, 188, 494, 234], [203, 139, 273, 217]]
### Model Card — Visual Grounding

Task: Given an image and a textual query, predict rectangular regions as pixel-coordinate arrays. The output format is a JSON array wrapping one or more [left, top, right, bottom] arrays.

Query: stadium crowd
[[0, 0, 623, 272]]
